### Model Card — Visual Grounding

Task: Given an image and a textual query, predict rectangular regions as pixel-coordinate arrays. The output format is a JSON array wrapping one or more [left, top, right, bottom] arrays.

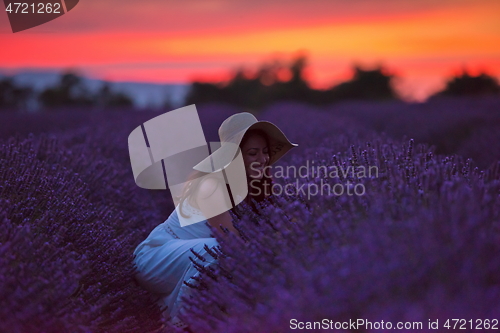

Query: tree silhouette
[[39, 72, 93, 108], [278, 54, 310, 101], [432, 71, 500, 97], [186, 59, 399, 108], [39, 72, 134, 110], [0, 77, 33, 111], [186, 55, 311, 109], [95, 82, 134, 108], [185, 82, 225, 106], [323, 66, 397, 103]]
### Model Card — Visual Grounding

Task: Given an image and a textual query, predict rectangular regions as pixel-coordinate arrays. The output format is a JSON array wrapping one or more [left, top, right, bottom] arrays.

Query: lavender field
[[1, 97, 499, 332]]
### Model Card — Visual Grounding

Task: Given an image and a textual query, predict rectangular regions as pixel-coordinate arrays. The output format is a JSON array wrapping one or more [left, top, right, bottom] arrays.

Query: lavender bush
[[180, 104, 500, 332], [0, 100, 498, 332], [318, 95, 500, 168], [0, 133, 167, 332], [0, 105, 242, 332]]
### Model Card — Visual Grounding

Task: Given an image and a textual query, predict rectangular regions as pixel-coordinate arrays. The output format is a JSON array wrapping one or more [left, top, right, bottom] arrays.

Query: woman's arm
[[195, 177, 240, 236]]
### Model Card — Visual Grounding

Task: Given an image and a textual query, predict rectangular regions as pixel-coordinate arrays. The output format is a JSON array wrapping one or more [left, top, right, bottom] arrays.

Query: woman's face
[[241, 133, 269, 179]]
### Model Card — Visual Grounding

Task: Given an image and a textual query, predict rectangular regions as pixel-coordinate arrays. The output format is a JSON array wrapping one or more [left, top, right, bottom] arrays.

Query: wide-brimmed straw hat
[[193, 112, 298, 173]]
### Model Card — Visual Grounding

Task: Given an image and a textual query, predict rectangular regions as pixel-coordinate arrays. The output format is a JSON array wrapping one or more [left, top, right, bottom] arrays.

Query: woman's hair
[[177, 128, 273, 219], [176, 169, 210, 219]]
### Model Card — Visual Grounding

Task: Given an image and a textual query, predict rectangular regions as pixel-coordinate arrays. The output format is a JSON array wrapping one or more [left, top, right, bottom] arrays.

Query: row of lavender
[[1, 126, 163, 331], [318, 96, 500, 169], [1, 101, 499, 332], [2, 96, 499, 169]]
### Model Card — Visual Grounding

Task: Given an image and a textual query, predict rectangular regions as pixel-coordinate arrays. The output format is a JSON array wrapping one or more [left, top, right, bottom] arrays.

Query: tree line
[[2, 58, 499, 111], [185, 55, 500, 109], [0, 72, 134, 111]]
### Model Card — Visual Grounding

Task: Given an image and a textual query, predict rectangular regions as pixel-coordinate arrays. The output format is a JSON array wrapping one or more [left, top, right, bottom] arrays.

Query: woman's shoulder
[[196, 176, 225, 199], [180, 198, 204, 216]]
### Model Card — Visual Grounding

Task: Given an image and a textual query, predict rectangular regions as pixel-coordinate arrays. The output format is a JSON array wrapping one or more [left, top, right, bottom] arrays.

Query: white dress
[[133, 200, 219, 320]]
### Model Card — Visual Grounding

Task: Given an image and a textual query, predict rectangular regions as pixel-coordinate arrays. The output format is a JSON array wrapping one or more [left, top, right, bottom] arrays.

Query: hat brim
[[193, 121, 298, 173]]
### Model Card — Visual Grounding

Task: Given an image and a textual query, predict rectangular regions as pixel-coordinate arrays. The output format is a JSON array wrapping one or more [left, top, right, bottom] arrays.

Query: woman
[[132, 112, 297, 328]]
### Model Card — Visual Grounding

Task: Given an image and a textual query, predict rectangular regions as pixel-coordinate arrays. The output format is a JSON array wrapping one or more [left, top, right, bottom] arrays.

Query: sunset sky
[[1, 0, 499, 101]]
